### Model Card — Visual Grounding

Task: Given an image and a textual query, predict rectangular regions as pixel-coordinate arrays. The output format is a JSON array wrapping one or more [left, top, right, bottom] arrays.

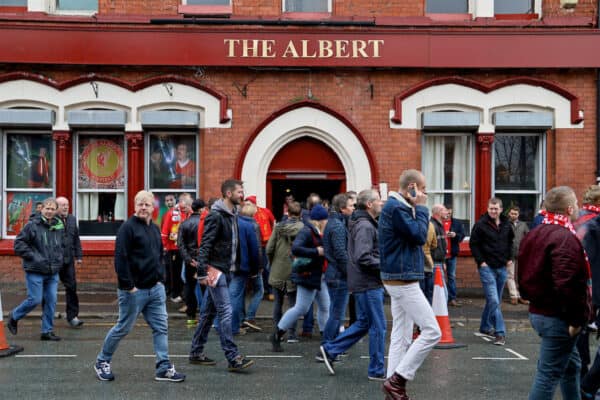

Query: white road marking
[[246, 355, 303, 358], [16, 354, 77, 358], [134, 354, 304, 359], [472, 348, 528, 361], [504, 348, 528, 360]]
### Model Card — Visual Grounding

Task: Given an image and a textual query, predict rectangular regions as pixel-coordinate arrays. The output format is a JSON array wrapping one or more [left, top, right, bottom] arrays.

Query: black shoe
[[189, 354, 217, 365], [228, 356, 254, 372], [40, 332, 61, 341], [7, 312, 17, 335], [270, 331, 283, 352]]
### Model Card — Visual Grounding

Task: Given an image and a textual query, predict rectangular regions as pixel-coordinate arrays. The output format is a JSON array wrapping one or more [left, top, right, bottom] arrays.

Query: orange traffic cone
[[432, 265, 466, 349], [0, 290, 24, 358]]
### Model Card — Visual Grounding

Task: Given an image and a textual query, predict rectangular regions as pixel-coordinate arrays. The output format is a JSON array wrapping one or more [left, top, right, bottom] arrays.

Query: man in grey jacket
[[507, 206, 529, 305], [319, 189, 387, 381]]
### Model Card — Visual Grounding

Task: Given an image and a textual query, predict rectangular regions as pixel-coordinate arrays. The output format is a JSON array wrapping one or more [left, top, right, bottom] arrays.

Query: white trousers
[[384, 282, 441, 380]]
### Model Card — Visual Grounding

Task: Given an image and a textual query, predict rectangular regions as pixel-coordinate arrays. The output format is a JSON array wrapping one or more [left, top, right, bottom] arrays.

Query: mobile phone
[[409, 185, 416, 198]]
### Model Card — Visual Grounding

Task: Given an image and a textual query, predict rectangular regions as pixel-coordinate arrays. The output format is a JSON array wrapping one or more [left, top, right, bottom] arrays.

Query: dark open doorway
[[270, 179, 343, 221]]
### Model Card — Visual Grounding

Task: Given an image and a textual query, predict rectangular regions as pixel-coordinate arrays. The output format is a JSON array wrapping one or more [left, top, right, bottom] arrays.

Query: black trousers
[[59, 262, 79, 321], [184, 264, 198, 318], [166, 250, 184, 299]]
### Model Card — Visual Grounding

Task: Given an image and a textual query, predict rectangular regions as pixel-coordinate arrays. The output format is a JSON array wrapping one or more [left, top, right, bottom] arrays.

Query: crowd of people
[[4, 172, 600, 399]]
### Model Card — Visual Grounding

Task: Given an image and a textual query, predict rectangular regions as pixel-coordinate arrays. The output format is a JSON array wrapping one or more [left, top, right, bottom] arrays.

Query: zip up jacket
[[160, 205, 189, 251], [14, 215, 65, 275], [583, 214, 600, 310], [347, 209, 382, 293], [114, 216, 164, 291], [177, 212, 201, 267], [510, 220, 530, 260], [322, 211, 349, 283], [519, 224, 591, 327], [196, 199, 240, 279], [291, 223, 325, 290], [469, 213, 514, 268], [266, 217, 304, 292], [238, 215, 260, 276], [254, 206, 275, 246], [430, 217, 447, 263], [422, 222, 437, 272], [379, 192, 429, 281], [445, 217, 465, 258], [60, 213, 82, 265]]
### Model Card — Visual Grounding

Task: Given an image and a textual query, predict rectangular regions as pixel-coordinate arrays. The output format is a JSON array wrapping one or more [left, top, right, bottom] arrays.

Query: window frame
[[2, 129, 55, 238], [427, 0, 542, 20], [74, 131, 127, 240], [282, 0, 332, 13], [421, 132, 475, 236], [33, 0, 98, 15], [492, 131, 546, 224]]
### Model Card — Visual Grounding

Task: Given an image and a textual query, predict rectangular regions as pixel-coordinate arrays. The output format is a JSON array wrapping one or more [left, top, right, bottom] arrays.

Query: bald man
[[56, 197, 84, 328]]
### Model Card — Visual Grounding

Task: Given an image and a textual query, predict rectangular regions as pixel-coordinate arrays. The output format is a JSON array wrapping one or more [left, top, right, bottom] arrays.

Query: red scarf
[[583, 204, 600, 214], [542, 211, 593, 320]]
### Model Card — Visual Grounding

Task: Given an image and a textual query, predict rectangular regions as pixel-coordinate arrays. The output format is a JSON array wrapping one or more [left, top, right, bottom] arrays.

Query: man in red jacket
[[161, 193, 191, 303], [518, 186, 592, 400]]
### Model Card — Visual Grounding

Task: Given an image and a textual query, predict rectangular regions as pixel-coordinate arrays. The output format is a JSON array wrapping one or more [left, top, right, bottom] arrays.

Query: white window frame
[[472, 0, 541, 18], [282, 0, 332, 13], [421, 132, 475, 235], [74, 131, 127, 240], [492, 131, 546, 221], [28, 0, 97, 15], [2, 129, 55, 238]]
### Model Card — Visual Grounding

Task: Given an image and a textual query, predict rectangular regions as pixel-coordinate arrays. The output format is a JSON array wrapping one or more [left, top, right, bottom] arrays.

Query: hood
[[278, 218, 304, 238], [211, 198, 236, 216]]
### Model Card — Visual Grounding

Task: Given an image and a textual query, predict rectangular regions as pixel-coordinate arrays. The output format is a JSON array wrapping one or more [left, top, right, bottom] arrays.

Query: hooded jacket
[[266, 217, 304, 291], [196, 199, 240, 278], [469, 213, 514, 268], [322, 211, 349, 283], [14, 215, 65, 275], [347, 209, 382, 293], [238, 215, 260, 275], [291, 223, 325, 290]]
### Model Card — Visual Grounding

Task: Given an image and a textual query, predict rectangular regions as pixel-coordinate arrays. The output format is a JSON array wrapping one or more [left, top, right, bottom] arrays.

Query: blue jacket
[[378, 192, 429, 281], [291, 223, 325, 290], [322, 211, 349, 283], [447, 217, 465, 258], [238, 215, 260, 276]]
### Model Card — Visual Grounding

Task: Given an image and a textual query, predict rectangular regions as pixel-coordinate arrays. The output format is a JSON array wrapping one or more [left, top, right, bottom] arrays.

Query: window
[[185, 0, 229, 4], [56, 0, 97, 12], [423, 134, 473, 235], [493, 133, 543, 224], [147, 133, 198, 224], [76, 134, 125, 236], [3, 132, 54, 237], [0, 1, 26, 6], [494, 0, 534, 14], [426, 0, 468, 13], [284, 0, 329, 13]]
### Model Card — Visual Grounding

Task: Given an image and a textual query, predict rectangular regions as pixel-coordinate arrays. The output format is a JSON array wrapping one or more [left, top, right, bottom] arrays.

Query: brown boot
[[382, 373, 410, 400]]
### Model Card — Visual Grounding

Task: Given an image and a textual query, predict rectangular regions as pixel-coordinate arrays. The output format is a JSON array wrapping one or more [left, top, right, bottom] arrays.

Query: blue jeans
[[246, 273, 264, 321], [322, 279, 349, 343], [529, 313, 581, 400], [478, 266, 507, 336], [97, 283, 171, 373], [445, 257, 457, 301], [303, 303, 315, 333], [190, 273, 239, 363], [323, 288, 386, 377], [419, 272, 433, 304], [12, 272, 59, 334], [582, 341, 600, 397], [278, 279, 330, 332]]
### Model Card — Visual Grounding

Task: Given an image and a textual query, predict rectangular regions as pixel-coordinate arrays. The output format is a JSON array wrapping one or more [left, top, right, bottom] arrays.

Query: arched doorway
[[267, 137, 346, 220]]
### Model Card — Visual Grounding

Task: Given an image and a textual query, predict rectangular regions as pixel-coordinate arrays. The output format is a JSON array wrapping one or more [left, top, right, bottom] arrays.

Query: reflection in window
[[284, 0, 329, 12], [4, 133, 54, 236], [426, 0, 468, 13], [495, 0, 534, 14], [149, 134, 197, 191], [76, 135, 125, 236], [494, 134, 543, 225], [423, 134, 472, 234]]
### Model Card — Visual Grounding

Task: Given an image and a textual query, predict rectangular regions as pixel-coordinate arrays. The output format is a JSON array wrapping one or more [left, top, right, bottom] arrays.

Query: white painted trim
[[240, 107, 372, 207], [0, 79, 231, 131], [390, 83, 582, 131]]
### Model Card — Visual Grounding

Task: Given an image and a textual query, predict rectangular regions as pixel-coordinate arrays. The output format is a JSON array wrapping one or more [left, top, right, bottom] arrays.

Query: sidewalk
[[0, 282, 532, 331]]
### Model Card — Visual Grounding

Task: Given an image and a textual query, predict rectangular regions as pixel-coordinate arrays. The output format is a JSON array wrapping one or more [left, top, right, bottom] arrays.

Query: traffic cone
[[432, 265, 466, 349], [0, 290, 24, 358]]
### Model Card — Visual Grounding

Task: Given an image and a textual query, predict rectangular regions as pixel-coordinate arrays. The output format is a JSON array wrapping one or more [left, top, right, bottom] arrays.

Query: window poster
[[6, 192, 49, 236], [78, 136, 125, 190], [149, 135, 197, 190], [6, 134, 53, 189]]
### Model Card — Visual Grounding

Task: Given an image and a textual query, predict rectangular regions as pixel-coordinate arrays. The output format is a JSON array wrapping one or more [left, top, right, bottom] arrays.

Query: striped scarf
[[583, 204, 600, 214]]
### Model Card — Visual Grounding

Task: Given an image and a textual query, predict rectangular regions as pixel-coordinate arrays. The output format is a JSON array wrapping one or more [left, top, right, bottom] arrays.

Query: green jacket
[[266, 217, 304, 291]]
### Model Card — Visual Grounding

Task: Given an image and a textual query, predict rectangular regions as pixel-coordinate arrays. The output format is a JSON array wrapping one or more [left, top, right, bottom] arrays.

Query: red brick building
[[0, 0, 598, 288]]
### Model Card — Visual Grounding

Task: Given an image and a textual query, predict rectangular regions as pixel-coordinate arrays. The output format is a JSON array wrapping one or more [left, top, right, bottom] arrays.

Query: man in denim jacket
[[378, 169, 441, 400]]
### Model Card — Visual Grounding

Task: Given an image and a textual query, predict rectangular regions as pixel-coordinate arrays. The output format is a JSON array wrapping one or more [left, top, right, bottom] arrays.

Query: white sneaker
[[170, 296, 183, 304]]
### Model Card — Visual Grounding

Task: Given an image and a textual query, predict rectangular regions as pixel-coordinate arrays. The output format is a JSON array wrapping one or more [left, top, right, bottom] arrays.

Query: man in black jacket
[[56, 196, 84, 328], [189, 179, 254, 372], [470, 197, 514, 346], [443, 206, 465, 307], [94, 190, 185, 383], [319, 189, 386, 380], [8, 197, 64, 341]]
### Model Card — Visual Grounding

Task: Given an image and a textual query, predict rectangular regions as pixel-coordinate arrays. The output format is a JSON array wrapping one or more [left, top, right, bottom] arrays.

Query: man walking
[[94, 190, 185, 382], [189, 179, 254, 372], [161, 193, 191, 303], [507, 206, 529, 306], [469, 197, 514, 346], [319, 189, 386, 381], [518, 186, 591, 399], [56, 196, 84, 328], [8, 197, 65, 341], [443, 206, 465, 306], [379, 170, 441, 399]]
